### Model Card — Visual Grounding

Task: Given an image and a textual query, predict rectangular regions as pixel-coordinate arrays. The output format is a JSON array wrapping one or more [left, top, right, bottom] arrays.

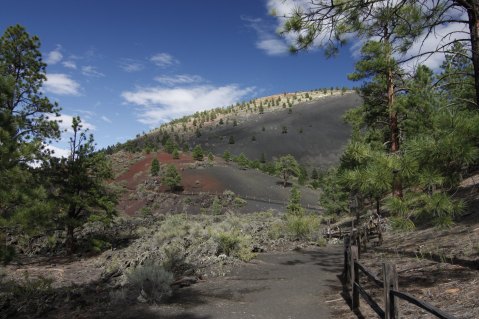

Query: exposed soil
[[114, 151, 322, 216]]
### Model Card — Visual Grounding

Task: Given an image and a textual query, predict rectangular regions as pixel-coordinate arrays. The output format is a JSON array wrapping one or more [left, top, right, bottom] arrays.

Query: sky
[[0, 0, 467, 155]]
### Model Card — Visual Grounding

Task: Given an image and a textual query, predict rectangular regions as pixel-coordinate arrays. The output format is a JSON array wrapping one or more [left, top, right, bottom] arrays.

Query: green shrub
[[214, 230, 255, 262], [127, 261, 173, 303], [6, 272, 53, 298], [192, 145, 204, 161], [155, 214, 189, 243], [316, 237, 327, 247], [237, 245, 256, 262], [89, 238, 111, 253], [286, 214, 320, 240], [268, 220, 286, 240], [210, 196, 223, 215], [233, 197, 247, 208], [215, 231, 241, 256], [161, 241, 189, 275], [141, 206, 152, 217]]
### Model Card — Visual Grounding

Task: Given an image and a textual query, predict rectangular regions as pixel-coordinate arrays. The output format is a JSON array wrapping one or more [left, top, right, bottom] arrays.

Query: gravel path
[[114, 246, 343, 319]]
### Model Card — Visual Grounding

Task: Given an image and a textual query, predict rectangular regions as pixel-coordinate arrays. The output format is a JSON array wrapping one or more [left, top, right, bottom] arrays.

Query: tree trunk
[[388, 70, 400, 153], [388, 75, 402, 198], [65, 224, 75, 255], [376, 197, 381, 216], [466, 2, 479, 107]]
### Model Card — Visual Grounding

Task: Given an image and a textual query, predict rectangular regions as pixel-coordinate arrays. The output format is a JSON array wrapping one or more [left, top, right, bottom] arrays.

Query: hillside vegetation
[[107, 89, 357, 168]]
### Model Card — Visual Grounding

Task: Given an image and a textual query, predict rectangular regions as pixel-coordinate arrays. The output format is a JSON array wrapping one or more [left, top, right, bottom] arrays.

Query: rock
[[137, 289, 148, 303], [252, 245, 265, 253], [171, 276, 198, 287], [183, 268, 195, 276]]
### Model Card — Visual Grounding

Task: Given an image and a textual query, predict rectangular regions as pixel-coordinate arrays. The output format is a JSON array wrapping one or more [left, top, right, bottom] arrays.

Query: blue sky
[[0, 1, 379, 153]]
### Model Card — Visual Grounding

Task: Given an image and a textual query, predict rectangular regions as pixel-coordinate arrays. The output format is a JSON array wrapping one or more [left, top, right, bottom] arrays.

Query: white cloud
[[45, 46, 63, 65], [121, 84, 254, 126], [400, 20, 469, 71], [257, 38, 290, 56], [154, 74, 203, 86], [119, 58, 144, 72], [44, 73, 81, 96], [62, 60, 77, 69], [55, 113, 96, 133], [101, 115, 112, 123], [243, 16, 289, 56], [81, 65, 105, 77], [266, 0, 470, 71], [150, 53, 179, 67], [46, 144, 70, 158]]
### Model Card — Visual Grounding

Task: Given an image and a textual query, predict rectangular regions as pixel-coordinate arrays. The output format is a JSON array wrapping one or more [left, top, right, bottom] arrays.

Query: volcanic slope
[[193, 93, 361, 168], [112, 151, 323, 216]]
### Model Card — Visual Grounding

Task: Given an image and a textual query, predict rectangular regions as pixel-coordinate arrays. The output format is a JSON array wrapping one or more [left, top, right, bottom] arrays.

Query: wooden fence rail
[[344, 238, 457, 319], [179, 190, 323, 212]]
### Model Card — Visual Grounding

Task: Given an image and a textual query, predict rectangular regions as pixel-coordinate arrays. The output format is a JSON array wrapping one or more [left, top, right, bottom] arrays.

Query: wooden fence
[[344, 236, 457, 319]]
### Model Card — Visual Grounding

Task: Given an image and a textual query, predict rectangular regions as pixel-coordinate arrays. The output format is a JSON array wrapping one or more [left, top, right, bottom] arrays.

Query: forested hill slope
[[115, 91, 361, 169], [193, 93, 360, 168]]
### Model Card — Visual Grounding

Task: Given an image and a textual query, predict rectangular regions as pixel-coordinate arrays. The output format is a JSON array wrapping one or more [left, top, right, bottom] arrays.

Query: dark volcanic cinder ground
[[195, 93, 361, 168], [108, 246, 344, 319]]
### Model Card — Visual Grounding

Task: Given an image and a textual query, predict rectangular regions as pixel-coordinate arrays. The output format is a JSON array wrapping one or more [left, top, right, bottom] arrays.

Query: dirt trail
[[111, 246, 343, 319]]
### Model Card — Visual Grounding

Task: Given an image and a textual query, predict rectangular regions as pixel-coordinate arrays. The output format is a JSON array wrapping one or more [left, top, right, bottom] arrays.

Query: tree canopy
[[275, 155, 300, 187]]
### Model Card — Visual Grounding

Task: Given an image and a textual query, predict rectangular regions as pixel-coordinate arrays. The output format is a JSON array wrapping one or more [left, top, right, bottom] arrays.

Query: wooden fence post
[[383, 263, 399, 319], [350, 245, 359, 310], [327, 219, 331, 240], [362, 226, 368, 253], [343, 236, 350, 280]]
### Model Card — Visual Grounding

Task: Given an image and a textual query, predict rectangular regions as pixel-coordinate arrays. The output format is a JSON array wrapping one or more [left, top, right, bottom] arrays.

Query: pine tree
[[172, 148, 180, 159], [275, 155, 300, 187], [0, 25, 61, 258], [298, 166, 308, 185], [223, 150, 231, 162], [287, 186, 303, 216], [229, 135, 235, 144], [162, 164, 181, 191], [151, 158, 160, 176], [234, 153, 249, 169], [192, 145, 204, 161], [48, 117, 117, 254], [259, 104, 264, 114], [164, 138, 175, 154]]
